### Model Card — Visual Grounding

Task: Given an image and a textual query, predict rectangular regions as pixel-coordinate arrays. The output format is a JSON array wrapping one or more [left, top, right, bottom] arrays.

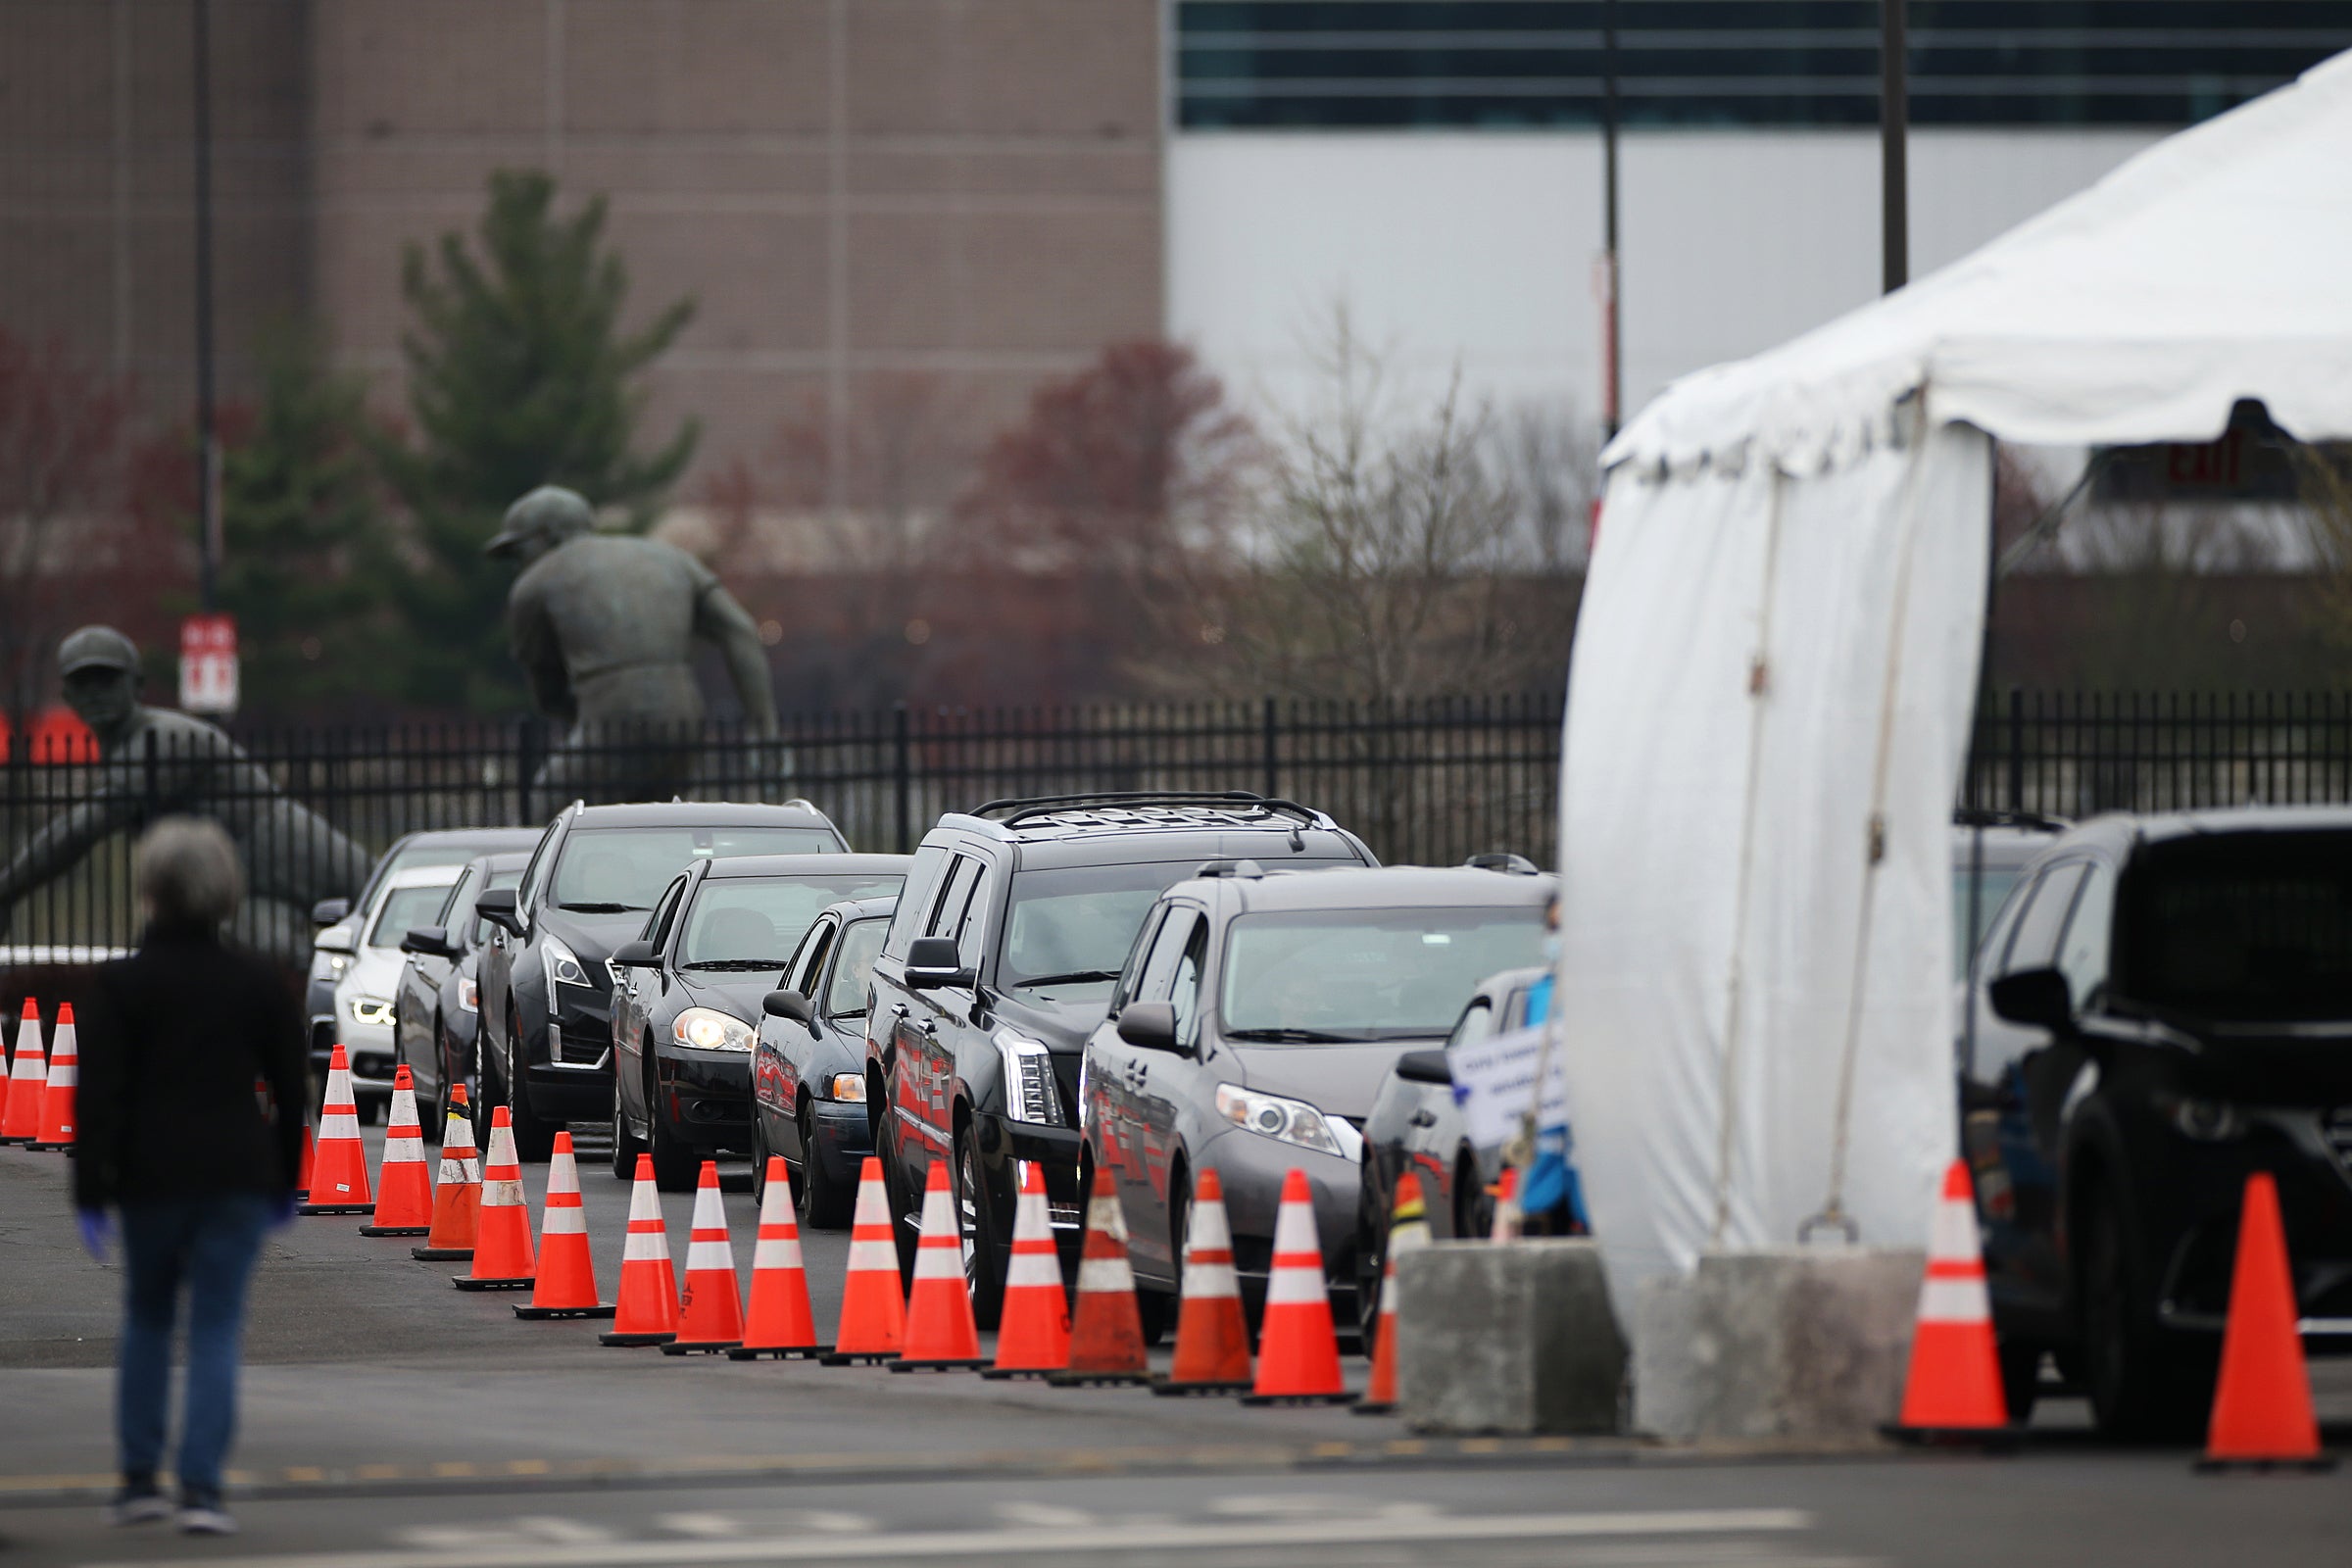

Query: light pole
[[1599, 0, 1622, 439], [192, 0, 220, 612], [1881, 0, 1908, 293]]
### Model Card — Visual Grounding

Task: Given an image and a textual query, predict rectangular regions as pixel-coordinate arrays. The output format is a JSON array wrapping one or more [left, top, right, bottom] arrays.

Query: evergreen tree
[[216, 322, 382, 721], [377, 169, 698, 712]]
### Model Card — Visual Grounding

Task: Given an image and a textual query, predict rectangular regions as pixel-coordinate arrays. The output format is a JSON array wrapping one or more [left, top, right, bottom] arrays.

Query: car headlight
[[995, 1028, 1065, 1126], [1215, 1083, 1351, 1159], [825, 1072, 866, 1102], [2166, 1095, 2245, 1143], [458, 976, 479, 1014], [349, 996, 395, 1029], [674, 1007, 755, 1053], [542, 935, 595, 992], [316, 951, 352, 981]]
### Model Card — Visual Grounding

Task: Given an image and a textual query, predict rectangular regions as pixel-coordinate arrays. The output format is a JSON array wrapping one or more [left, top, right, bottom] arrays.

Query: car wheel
[[416, 1028, 444, 1143], [798, 1101, 853, 1230], [1998, 1342, 2043, 1425], [1135, 1164, 1188, 1349], [749, 1113, 772, 1202], [463, 1037, 486, 1136], [955, 1124, 1006, 1331], [610, 1070, 643, 1180], [2079, 1187, 2213, 1440], [881, 1103, 921, 1285], [503, 1024, 558, 1163], [1355, 1173, 1388, 1344], [644, 1058, 699, 1192]]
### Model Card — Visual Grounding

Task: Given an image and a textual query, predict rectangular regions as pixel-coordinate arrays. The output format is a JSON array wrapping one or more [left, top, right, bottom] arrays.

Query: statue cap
[[59, 625, 140, 676], [486, 485, 595, 557]]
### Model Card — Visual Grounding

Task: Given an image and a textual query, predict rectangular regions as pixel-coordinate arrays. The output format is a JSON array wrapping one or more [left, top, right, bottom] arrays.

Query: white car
[[330, 864, 465, 1120]]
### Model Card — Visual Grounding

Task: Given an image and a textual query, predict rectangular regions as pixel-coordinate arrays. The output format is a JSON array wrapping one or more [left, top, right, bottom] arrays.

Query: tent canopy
[[1560, 50, 2352, 1324]]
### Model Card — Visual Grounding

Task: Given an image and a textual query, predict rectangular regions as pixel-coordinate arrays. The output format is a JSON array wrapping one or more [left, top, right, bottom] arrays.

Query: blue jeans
[[117, 1196, 270, 1498]]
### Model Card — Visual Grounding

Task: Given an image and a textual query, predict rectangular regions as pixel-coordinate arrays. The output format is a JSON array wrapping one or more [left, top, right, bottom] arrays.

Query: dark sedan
[[392, 852, 529, 1136], [611, 854, 907, 1189], [751, 895, 896, 1227]]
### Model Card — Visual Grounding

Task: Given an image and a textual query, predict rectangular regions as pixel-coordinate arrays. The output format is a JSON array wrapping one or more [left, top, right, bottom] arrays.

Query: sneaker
[[106, 1483, 172, 1527], [175, 1498, 238, 1537]]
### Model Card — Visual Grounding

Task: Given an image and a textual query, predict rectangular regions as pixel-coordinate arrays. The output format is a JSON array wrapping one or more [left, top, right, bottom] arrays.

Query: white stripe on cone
[[911, 1175, 963, 1279], [623, 1228, 672, 1262], [1928, 1195, 1982, 1260], [753, 1231, 805, 1270], [1179, 1188, 1241, 1300], [1264, 1187, 1327, 1305], [43, 1019, 75, 1086], [1919, 1276, 1992, 1323], [318, 1112, 361, 1140]]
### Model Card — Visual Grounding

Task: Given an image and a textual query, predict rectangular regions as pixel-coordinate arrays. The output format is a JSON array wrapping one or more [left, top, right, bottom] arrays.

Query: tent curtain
[[1558, 419, 1991, 1321]]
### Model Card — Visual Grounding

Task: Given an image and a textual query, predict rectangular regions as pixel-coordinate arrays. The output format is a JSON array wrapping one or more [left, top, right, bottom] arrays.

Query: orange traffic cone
[[820, 1157, 906, 1365], [892, 1162, 986, 1372], [359, 1066, 433, 1235], [2201, 1172, 2330, 1470], [1355, 1173, 1431, 1415], [1050, 1164, 1150, 1388], [1887, 1159, 2010, 1440], [1245, 1168, 1353, 1405], [662, 1161, 745, 1354], [1489, 1165, 1521, 1242], [300, 1045, 374, 1213], [514, 1131, 613, 1320], [453, 1105, 535, 1290], [1153, 1168, 1251, 1396], [26, 1002, 78, 1151], [1, 1001, 46, 1144], [728, 1155, 826, 1359], [412, 1085, 480, 1260], [601, 1152, 680, 1347], [982, 1161, 1070, 1380]]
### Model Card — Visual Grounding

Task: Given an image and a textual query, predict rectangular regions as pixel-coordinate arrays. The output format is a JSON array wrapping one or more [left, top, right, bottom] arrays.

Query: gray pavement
[[4, 1131, 2349, 1568]]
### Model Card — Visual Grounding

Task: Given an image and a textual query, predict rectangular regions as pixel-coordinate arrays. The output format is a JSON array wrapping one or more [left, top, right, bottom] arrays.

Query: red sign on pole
[[179, 613, 239, 715]]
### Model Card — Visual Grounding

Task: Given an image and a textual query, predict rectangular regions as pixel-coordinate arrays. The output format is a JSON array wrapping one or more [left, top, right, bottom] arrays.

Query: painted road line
[[86, 1508, 1815, 1568]]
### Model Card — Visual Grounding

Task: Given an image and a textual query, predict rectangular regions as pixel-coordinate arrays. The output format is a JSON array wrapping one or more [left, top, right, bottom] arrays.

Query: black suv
[[864, 793, 1377, 1325], [1965, 806, 2352, 1436], [474, 800, 849, 1159]]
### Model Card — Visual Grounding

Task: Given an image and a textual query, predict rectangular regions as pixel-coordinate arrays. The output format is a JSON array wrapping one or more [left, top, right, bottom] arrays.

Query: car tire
[[749, 1114, 773, 1203], [1998, 1342, 2043, 1425], [610, 1072, 643, 1180], [2079, 1186, 2213, 1440], [955, 1124, 1007, 1331], [645, 1059, 699, 1193], [357, 1096, 382, 1127], [504, 1023, 558, 1163], [881, 1108, 920, 1286], [798, 1101, 854, 1230], [1455, 1151, 1493, 1243]]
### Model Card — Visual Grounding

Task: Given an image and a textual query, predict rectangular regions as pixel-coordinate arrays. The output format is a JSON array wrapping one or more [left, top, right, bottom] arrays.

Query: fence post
[[515, 721, 539, 823], [2006, 687, 2024, 812], [893, 702, 911, 854], [1261, 697, 1278, 799]]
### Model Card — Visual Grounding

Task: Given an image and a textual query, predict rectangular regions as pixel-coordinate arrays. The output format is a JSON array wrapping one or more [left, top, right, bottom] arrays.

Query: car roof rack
[[1464, 852, 1542, 875], [969, 790, 1325, 830], [1193, 858, 1269, 879]]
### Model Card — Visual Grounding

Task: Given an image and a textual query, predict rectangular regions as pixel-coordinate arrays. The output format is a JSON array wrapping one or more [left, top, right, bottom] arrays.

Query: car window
[[550, 826, 841, 912], [368, 882, 459, 950], [1952, 865, 2029, 980], [884, 844, 951, 961], [2055, 861, 2116, 1008], [1109, 906, 1170, 1015], [515, 816, 563, 919], [926, 856, 983, 940], [1000, 861, 1209, 1003], [680, 874, 906, 971], [467, 866, 522, 946], [1446, 996, 1496, 1052], [2114, 831, 2352, 1021], [1169, 921, 1206, 1053], [952, 859, 997, 969], [434, 866, 478, 932], [1500, 981, 1538, 1031], [1220, 906, 1548, 1042], [2002, 862, 2087, 973], [785, 917, 835, 999], [1138, 907, 1200, 1000], [643, 874, 690, 950], [826, 917, 890, 1018]]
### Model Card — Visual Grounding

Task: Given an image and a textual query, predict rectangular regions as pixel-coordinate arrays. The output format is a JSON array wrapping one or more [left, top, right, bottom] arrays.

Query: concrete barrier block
[[1395, 1239, 1627, 1435], [1633, 1246, 1923, 1445]]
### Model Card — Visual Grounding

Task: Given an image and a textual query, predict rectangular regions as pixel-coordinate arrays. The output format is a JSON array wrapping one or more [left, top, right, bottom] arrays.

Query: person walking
[[73, 818, 310, 1535]]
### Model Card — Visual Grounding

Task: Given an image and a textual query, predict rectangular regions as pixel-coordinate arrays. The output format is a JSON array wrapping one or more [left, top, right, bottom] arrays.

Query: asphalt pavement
[[4, 1128, 2347, 1568]]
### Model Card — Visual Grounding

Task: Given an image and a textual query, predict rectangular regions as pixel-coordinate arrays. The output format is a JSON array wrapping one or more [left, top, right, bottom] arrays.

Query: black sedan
[[392, 852, 529, 1137], [751, 895, 897, 1227], [611, 854, 908, 1190], [474, 800, 851, 1161]]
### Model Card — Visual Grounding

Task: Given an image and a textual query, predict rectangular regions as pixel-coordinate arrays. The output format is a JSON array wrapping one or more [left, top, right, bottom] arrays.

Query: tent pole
[[1881, 0, 1908, 293]]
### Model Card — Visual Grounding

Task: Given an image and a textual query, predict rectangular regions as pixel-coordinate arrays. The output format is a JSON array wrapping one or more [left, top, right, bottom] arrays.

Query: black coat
[[73, 925, 311, 1210]]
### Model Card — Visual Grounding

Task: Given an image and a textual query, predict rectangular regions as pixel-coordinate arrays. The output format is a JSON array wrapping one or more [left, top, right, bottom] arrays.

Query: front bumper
[[310, 1015, 395, 1099], [516, 989, 614, 1119], [1200, 1130, 1362, 1314], [655, 1046, 755, 1151], [807, 1098, 872, 1184]]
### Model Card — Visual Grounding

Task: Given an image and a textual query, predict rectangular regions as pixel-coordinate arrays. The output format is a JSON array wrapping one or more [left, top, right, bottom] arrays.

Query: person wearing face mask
[[1516, 895, 1589, 1237]]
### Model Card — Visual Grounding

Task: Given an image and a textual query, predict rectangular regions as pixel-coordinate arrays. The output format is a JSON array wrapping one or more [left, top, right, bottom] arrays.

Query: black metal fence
[[5, 690, 2348, 959]]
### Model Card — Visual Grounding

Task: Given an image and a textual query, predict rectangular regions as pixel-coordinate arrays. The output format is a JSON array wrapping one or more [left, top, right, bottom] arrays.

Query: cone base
[[452, 1274, 534, 1291], [25, 1140, 73, 1152], [661, 1340, 745, 1355], [514, 1302, 616, 1320], [727, 1344, 832, 1360], [1881, 1421, 2026, 1451], [889, 1356, 989, 1373], [411, 1246, 474, 1261], [1351, 1401, 1396, 1416], [599, 1331, 679, 1347], [2194, 1454, 2336, 1474], [979, 1365, 1061, 1381], [817, 1350, 899, 1366], [1151, 1377, 1250, 1397], [1047, 1369, 1151, 1388], [299, 1201, 373, 1215], [0, 1137, 31, 1147], [360, 1224, 431, 1237], [1241, 1390, 1359, 1407]]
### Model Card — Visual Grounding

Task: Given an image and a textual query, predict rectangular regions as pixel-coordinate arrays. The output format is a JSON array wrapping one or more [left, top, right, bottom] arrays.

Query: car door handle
[[890, 1004, 909, 1020], [1408, 1108, 1438, 1128], [917, 1019, 937, 1038]]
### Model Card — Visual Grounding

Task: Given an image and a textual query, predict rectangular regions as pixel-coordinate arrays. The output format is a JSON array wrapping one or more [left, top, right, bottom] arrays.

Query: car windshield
[[679, 874, 906, 971], [999, 861, 1214, 1000], [2116, 832, 2352, 1023], [1221, 906, 1547, 1042], [1950, 865, 2025, 979], [369, 883, 458, 950], [826, 917, 889, 1017], [549, 827, 841, 912]]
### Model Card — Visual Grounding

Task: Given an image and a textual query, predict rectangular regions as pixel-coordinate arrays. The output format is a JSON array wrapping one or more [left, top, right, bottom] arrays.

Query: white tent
[[1560, 51, 2352, 1317]]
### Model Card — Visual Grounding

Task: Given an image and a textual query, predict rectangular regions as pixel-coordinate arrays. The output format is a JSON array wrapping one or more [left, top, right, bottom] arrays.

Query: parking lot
[[6, 1128, 2348, 1568]]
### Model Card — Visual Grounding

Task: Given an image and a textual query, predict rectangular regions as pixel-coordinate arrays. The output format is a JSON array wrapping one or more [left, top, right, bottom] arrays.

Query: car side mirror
[[400, 926, 453, 959], [473, 886, 522, 936], [612, 939, 659, 969], [1395, 1049, 1453, 1086], [763, 989, 815, 1024], [905, 936, 975, 991], [1989, 966, 2076, 1031], [311, 897, 350, 928], [1116, 1002, 1182, 1054]]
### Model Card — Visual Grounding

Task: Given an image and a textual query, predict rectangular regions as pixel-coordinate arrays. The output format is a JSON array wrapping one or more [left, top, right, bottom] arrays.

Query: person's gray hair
[[134, 817, 244, 930]]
